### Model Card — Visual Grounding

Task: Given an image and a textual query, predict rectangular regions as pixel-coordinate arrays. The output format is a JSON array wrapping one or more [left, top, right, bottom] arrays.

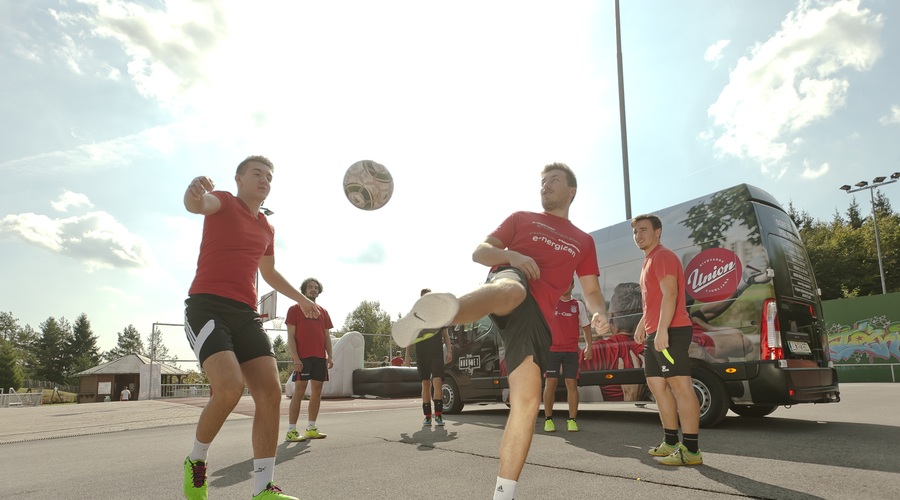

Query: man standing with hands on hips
[[632, 214, 703, 466]]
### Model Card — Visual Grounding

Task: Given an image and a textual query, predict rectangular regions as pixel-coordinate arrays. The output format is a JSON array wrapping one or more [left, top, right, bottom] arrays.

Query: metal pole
[[614, 0, 632, 220], [869, 188, 887, 294]]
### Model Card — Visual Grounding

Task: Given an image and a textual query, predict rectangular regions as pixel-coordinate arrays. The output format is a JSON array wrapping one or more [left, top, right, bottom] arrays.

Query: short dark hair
[[301, 277, 323, 295], [420, 288, 431, 296], [631, 214, 662, 230], [542, 162, 577, 201], [608, 282, 642, 334], [236, 155, 274, 175]]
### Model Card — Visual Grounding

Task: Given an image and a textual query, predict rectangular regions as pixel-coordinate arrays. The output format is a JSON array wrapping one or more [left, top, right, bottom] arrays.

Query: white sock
[[252, 457, 276, 495], [493, 477, 517, 500], [189, 439, 210, 462], [307, 421, 316, 430], [288, 423, 296, 432]]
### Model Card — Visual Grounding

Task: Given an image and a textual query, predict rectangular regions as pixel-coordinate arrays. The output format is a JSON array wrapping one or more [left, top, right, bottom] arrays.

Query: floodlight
[[891, 172, 900, 180], [839, 185, 851, 191], [873, 176, 886, 184], [855, 181, 868, 188]]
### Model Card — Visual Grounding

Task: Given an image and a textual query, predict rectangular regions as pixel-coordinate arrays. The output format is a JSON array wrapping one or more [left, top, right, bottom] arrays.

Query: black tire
[[691, 367, 730, 428], [442, 377, 465, 414], [730, 403, 778, 418]]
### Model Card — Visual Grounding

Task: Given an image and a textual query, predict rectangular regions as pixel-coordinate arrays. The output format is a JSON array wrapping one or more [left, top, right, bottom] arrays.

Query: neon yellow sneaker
[[543, 419, 555, 432], [567, 418, 579, 432], [305, 426, 327, 439], [657, 443, 703, 466], [183, 456, 208, 500], [284, 429, 306, 442], [648, 440, 680, 457], [252, 483, 298, 499]]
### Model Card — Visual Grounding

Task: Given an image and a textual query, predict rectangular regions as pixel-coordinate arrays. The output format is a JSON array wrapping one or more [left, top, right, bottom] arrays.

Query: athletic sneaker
[[648, 440, 680, 456], [434, 415, 445, 426], [252, 483, 299, 500], [391, 293, 460, 348], [422, 416, 432, 426], [657, 444, 703, 466], [284, 429, 306, 442], [183, 456, 208, 500], [567, 418, 579, 432], [544, 419, 555, 432], [305, 426, 327, 439]]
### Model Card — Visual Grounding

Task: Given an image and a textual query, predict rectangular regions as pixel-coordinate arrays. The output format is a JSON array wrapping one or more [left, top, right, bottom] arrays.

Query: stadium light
[[839, 174, 899, 294]]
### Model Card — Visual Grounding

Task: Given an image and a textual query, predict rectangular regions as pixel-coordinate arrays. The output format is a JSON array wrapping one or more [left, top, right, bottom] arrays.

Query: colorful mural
[[827, 315, 900, 364]]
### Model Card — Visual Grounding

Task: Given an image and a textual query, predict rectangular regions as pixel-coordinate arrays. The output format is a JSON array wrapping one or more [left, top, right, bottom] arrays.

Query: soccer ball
[[343, 160, 394, 211]]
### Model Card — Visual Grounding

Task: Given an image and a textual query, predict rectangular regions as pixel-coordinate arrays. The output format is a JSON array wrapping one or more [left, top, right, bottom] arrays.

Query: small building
[[74, 354, 187, 403]]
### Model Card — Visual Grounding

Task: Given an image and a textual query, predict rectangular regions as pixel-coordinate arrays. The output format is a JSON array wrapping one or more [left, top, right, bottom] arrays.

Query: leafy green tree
[[846, 198, 863, 229], [34, 317, 72, 385], [106, 324, 145, 361], [0, 338, 25, 391], [343, 300, 392, 363], [146, 327, 171, 363], [272, 334, 291, 363], [65, 313, 102, 381], [0, 311, 18, 342], [683, 185, 761, 250]]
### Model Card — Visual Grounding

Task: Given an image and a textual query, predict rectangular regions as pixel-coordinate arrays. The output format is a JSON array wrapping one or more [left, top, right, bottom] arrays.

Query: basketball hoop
[[272, 317, 285, 330]]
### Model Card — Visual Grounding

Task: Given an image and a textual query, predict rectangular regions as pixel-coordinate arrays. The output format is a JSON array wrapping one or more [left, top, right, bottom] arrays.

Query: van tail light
[[761, 299, 784, 360]]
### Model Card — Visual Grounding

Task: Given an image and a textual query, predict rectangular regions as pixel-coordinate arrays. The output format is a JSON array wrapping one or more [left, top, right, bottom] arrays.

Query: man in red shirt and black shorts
[[182, 156, 319, 500], [285, 277, 334, 442], [391, 163, 610, 500], [632, 214, 703, 466]]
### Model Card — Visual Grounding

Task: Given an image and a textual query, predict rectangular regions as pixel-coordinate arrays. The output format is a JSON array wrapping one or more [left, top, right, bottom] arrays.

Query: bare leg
[[647, 376, 679, 431], [288, 380, 302, 426], [307, 380, 324, 422], [542, 377, 558, 419], [498, 357, 542, 481], [454, 278, 526, 325], [668, 375, 700, 434], [432, 376, 442, 401], [421, 379, 432, 405], [240, 356, 282, 458], [196, 351, 245, 444], [565, 378, 579, 419]]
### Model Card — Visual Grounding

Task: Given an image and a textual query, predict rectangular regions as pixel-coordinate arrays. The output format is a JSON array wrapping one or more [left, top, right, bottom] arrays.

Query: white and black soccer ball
[[342, 160, 394, 211]]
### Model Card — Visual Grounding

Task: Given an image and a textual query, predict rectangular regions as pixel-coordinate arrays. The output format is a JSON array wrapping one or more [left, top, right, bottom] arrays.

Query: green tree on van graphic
[[682, 185, 762, 250]]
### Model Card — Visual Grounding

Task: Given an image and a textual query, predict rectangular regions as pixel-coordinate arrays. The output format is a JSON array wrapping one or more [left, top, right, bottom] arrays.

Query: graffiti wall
[[823, 292, 900, 382]]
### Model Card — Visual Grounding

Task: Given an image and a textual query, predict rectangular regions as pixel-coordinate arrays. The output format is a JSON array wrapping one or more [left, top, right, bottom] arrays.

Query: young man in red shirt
[[542, 279, 593, 432], [285, 277, 334, 441], [632, 214, 703, 466], [392, 163, 610, 500], [182, 156, 319, 499]]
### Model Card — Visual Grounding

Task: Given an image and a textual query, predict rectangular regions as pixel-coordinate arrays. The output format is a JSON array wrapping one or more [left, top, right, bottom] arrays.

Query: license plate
[[788, 341, 812, 355]]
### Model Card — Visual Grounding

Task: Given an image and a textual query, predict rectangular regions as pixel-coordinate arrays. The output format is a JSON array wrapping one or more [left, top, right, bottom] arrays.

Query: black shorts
[[643, 325, 692, 378], [546, 351, 579, 379], [415, 336, 446, 381], [299, 357, 328, 382], [489, 267, 551, 375], [184, 294, 274, 366]]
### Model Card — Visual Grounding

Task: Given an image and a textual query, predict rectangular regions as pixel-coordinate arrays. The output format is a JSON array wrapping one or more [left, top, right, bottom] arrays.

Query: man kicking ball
[[392, 163, 610, 500]]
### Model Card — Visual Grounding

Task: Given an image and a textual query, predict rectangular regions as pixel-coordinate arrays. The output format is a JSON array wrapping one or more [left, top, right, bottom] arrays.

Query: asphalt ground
[[2, 383, 898, 499]]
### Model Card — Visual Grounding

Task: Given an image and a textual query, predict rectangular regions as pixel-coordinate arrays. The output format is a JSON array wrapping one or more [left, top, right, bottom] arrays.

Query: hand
[[583, 348, 593, 361], [634, 329, 646, 344], [654, 329, 670, 352], [445, 350, 452, 364], [187, 176, 215, 201], [299, 298, 320, 319], [293, 360, 303, 371], [591, 313, 610, 336], [326, 358, 334, 370], [508, 252, 540, 280]]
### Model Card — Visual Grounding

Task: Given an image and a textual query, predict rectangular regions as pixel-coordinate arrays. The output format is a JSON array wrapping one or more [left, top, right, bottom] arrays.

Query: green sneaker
[[183, 456, 208, 500], [285, 429, 306, 442], [648, 440, 680, 457], [422, 416, 432, 426], [305, 426, 327, 439], [543, 419, 555, 432], [434, 415, 445, 426], [567, 418, 579, 432], [252, 483, 298, 499], [657, 443, 703, 466]]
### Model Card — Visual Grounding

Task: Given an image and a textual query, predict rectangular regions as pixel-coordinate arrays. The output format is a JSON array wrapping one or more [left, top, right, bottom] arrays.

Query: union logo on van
[[685, 248, 742, 303]]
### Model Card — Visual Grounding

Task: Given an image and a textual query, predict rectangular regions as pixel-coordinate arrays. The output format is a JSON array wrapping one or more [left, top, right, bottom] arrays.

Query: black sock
[[545, 416, 553, 421], [682, 433, 699, 453], [664, 428, 679, 446], [423, 403, 432, 417], [433, 399, 443, 415]]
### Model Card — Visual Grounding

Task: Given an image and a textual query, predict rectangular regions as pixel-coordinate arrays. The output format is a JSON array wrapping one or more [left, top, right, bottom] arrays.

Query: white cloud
[[801, 160, 829, 179], [0, 210, 152, 269], [704, 39, 731, 63], [707, 0, 883, 173], [879, 105, 900, 125], [51, 191, 94, 212]]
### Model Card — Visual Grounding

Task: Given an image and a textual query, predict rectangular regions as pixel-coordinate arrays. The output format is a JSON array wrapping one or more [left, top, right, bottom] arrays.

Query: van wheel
[[730, 403, 778, 418], [691, 368, 729, 428], [442, 378, 465, 414]]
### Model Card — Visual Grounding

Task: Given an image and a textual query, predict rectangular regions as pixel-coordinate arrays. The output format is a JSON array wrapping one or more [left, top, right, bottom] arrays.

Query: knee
[[212, 379, 245, 405]]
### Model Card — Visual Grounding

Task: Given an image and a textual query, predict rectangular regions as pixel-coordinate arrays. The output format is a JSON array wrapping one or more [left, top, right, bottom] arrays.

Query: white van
[[441, 184, 840, 427]]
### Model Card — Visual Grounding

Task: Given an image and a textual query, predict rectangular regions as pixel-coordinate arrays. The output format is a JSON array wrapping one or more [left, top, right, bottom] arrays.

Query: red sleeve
[[286, 305, 300, 326]]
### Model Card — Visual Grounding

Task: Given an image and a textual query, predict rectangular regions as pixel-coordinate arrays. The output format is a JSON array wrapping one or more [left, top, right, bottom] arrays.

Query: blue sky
[[1, 0, 898, 357]]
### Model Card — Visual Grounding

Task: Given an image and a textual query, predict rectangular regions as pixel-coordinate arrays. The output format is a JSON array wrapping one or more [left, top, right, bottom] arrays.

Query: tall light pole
[[614, 0, 632, 220], [839, 172, 900, 294]]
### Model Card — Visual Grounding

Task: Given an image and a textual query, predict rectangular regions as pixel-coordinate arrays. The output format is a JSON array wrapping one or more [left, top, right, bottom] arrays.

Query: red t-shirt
[[580, 333, 645, 401], [639, 245, 691, 334], [489, 211, 600, 328], [188, 191, 275, 309], [391, 357, 404, 366], [551, 298, 589, 352], [286, 303, 333, 359], [692, 322, 717, 357]]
